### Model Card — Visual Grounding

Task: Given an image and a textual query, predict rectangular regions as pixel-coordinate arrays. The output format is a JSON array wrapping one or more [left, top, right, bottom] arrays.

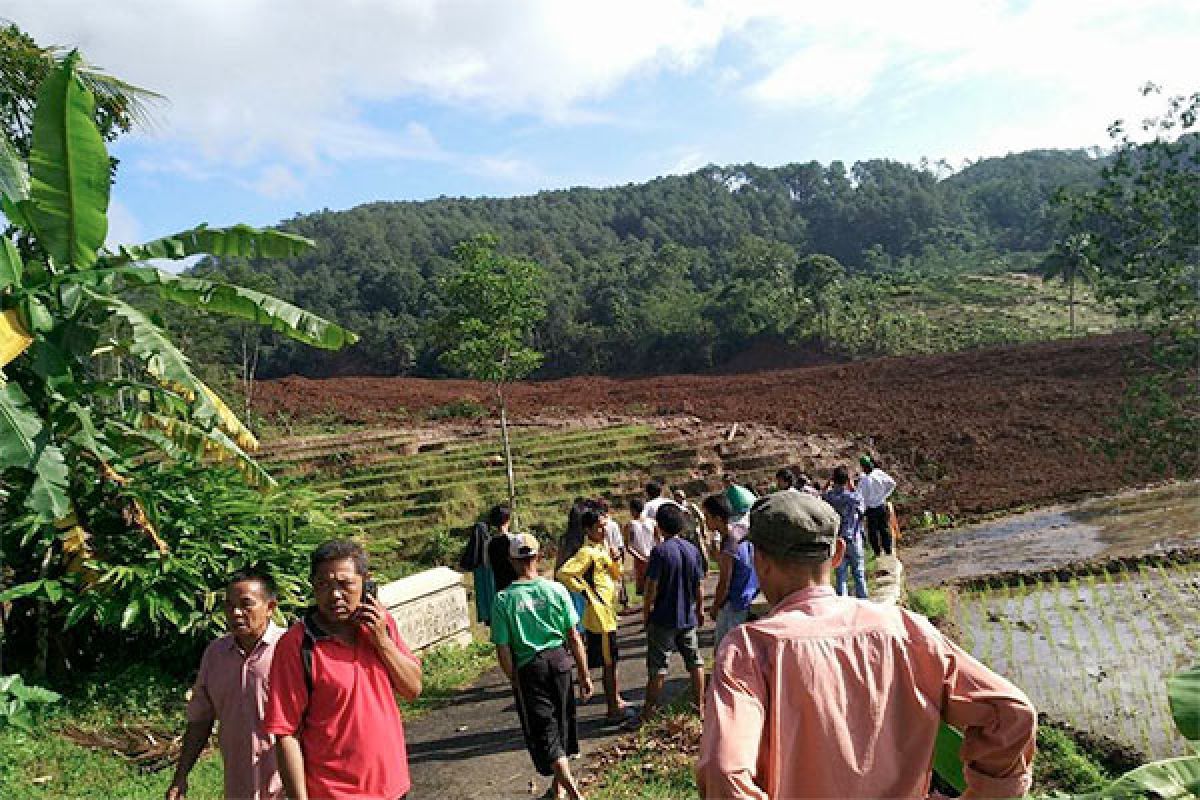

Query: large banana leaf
[[103, 223, 314, 265], [0, 380, 71, 520], [110, 266, 358, 349], [0, 237, 24, 290], [1074, 755, 1200, 799], [27, 52, 109, 270], [1171, 664, 1200, 751], [0, 131, 29, 203], [127, 411, 273, 488]]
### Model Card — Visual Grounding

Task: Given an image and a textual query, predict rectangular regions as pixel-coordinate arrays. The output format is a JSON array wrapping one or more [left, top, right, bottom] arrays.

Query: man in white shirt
[[857, 455, 898, 557]]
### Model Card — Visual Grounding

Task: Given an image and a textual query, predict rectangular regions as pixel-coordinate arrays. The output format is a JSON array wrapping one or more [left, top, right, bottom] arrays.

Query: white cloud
[[246, 165, 304, 199], [105, 198, 142, 248]]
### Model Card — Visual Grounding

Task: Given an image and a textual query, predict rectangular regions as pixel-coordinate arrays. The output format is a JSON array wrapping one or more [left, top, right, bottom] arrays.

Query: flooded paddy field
[[952, 560, 1200, 759], [906, 482, 1200, 587]]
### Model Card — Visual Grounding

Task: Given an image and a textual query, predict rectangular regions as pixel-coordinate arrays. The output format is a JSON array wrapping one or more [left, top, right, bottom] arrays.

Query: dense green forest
[[183, 148, 1110, 379]]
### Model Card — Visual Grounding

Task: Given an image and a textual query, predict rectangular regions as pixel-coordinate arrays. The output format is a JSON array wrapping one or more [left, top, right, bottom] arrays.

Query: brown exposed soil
[[256, 334, 1149, 521]]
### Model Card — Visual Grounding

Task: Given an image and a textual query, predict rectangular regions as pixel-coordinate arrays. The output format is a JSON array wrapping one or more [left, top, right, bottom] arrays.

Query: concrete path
[[405, 585, 716, 800]]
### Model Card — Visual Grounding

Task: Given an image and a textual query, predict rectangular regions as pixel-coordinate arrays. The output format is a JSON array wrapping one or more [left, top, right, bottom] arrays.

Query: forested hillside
[[184, 148, 1107, 378]]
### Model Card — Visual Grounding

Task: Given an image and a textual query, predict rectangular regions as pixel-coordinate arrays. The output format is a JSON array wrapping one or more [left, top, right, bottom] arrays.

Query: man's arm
[[165, 718, 213, 800], [275, 734, 308, 800], [642, 577, 658, 628], [695, 574, 706, 628], [937, 628, 1037, 799], [357, 596, 422, 700], [696, 631, 768, 800], [711, 554, 733, 615], [496, 644, 517, 683], [565, 628, 594, 701], [555, 549, 590, 594]]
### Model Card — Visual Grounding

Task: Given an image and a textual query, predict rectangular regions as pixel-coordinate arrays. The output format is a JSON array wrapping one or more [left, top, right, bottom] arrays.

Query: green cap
[[748, 490, 840, 561], [859, 455, 874, 470], [725, 484, 757, 514]]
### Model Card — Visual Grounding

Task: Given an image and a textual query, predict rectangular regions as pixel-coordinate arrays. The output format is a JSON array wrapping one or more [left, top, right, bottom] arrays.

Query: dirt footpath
[[259, 334, 1151, 520], [405, 586, 715, 800]]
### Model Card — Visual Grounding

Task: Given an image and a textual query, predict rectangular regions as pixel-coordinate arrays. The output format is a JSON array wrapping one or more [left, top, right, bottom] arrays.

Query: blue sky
[[9, 0, 1199, 248]]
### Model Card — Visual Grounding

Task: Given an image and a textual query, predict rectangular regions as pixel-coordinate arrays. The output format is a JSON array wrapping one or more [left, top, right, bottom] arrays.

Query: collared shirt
[[698, 586, 1036, 800], [626, 517, 657, 562], [645, 536, 705, 629], [858, 467, 897, 509], [823, 486, 865, 540], [556, 540, 621, 633], [263, 611, 419, 800], [604, 518, 624, 554], [491, 577, 580, 668], [186, 621, 285, 800]]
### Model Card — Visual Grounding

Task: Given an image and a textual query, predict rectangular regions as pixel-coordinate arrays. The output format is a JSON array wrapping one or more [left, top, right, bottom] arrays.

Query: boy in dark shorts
[[557, 508, 633, 722], [493, 533, 595, 800], [629, 503, 706, 728]]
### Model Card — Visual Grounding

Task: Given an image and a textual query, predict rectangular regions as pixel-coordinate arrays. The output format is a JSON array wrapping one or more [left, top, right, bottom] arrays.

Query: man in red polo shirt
[[264, 540, 422, 800]]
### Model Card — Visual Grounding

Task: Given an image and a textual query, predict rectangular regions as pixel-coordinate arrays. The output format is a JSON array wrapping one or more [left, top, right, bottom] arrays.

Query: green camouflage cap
[[748, 490, 840, 561]]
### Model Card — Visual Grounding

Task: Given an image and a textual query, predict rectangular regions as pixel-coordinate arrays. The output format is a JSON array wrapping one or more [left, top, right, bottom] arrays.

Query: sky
[[7, 0, 1199, 249]]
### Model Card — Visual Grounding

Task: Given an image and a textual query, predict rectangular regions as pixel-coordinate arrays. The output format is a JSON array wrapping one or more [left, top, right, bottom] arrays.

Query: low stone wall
[[379, 567, 473, 652]]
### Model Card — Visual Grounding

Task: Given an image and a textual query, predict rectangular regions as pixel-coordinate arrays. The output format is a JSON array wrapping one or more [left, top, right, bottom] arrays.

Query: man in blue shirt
[[822, 465, 869, 598], [701, 493, 760, 651], [629, 503, 706, 728]]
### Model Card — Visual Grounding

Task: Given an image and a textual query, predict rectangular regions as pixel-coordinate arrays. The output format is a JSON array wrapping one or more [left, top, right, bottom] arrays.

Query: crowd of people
[[165, 456, 1038, 800]]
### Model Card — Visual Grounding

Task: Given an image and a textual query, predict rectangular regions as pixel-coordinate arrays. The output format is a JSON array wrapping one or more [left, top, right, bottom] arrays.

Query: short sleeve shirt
[[262, 612, 419, 800], [719, 523, 760, 612], [645, 536, 705, 629], [491, 578, 580, 668], [186, 623, 285, 800]]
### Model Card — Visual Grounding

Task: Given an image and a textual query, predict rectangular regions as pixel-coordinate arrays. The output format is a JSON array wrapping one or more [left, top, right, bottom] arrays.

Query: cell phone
[[363, 579, 378, 601]]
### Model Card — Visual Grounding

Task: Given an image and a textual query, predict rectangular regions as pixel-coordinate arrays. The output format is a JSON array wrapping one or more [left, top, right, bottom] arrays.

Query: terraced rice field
[[952, 559, 1200, 760]]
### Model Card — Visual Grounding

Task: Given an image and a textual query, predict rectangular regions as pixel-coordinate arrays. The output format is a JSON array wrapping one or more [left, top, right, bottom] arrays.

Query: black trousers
[[513, 647, 579, 776], [865, 505, 892, 556]]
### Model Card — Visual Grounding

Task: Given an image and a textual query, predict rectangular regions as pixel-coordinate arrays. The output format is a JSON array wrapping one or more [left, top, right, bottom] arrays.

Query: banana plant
[[0, 52, 358, 529]]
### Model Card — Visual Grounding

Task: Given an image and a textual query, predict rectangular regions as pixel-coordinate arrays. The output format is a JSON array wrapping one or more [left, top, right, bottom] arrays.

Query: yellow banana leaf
[[0, 308, 32, 368]]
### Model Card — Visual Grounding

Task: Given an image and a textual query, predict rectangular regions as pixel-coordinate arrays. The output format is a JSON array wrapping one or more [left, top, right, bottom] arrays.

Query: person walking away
[[722, 474, 756, 527], [486, 504, 519, 593], [674, 488, 712, 569], [493, 533, 595, 800], [458, 518, 494, 625], [593, 497, 628, 611], [630, 503, 706, 728], [556, 498, 591, 632], [796, 472, 821, 497], [264, 540, 422, 800], [773, 468, 798, 493], [167, 570, 285, 800], [624, 497, 657, 598], [697, 490, 1036, 799], [641, 480, 673, 527], [701, 495, 759, 652], [823, 466, 869, 599], [556, 509, 633, 722], [858, 455, 898, 557]]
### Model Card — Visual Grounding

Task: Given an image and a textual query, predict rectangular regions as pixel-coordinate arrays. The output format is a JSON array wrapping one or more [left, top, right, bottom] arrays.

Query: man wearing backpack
[[264, 540, 422, 800]]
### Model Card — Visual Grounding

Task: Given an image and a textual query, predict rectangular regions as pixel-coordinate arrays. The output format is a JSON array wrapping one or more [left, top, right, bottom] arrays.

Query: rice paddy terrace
[[258, 420, 861, 571]]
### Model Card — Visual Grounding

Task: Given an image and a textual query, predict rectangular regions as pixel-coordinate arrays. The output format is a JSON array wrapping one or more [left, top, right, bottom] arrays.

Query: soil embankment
[[257, 334, 1147, 520]]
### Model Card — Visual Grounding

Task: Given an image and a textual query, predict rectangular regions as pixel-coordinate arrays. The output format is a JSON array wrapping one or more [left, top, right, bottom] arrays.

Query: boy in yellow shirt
[[556, 507, 633, 722]]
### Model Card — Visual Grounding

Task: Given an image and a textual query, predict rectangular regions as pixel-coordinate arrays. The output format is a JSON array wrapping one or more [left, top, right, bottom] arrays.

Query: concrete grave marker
[[379, 567, 473, 652]]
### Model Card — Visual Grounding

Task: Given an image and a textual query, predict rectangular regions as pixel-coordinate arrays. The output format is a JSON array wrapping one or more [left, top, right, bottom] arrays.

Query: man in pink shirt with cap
[[167, 569, 285, 800], [698, 491, 1037, 800]]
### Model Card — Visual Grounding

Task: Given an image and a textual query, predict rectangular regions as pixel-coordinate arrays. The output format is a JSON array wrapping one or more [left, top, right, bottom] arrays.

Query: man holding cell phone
[[264, 540, 423, 800]]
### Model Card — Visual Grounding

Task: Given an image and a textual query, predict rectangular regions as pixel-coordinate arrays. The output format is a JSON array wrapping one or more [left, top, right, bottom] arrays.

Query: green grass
[[587, 702, 700, 799], [906, 587, 950, 623], [1033, 724, 1113, 794], [0, 639, 498, 799]]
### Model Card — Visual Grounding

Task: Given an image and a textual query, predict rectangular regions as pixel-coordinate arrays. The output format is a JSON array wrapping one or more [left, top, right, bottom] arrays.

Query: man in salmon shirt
[[697, 491, 1037, 799], [167, 569, 285, 800], [264, 540, 422, 800]]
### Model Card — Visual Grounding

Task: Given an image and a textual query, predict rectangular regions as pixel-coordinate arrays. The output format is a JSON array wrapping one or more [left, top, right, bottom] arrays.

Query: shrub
[[423, 399, 488, 421]]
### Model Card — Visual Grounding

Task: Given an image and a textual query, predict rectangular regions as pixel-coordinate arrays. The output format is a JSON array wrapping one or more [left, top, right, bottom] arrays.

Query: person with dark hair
[[857, 455, 898, 557], [629, 502, 706, 729], [486, 504, 518, 593], [592, 497, 628, 610], [822, 466, 868, 598], [722, 474, 757, 526], [556, 499, 591, 633], [774, 468, 796, 491], [264, 540, 422, 800], [168, 570, 284, 800], [642, 480, 671, 525], [697, 491, 1036, 799], [493, 533, 594, 800], [796, 472, 821, 498], [674, 488, 711, 569], [556, 508, 632, 722], [624, 496, 656, 597], [702, 494, 759, 651]]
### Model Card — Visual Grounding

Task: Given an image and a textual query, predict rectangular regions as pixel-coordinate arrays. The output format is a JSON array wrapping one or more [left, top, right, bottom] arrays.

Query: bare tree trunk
[[33, 544, 53, 679], [497, 384, 517, 525]]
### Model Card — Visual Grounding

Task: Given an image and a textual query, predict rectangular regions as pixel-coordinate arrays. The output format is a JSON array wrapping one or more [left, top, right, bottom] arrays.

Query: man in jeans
[[630, 503, 706, 728], [493, 533, 594, 800], [822, 465, 868, 598], [701, 494, 759, 651], [698, 490, 1036, 798]]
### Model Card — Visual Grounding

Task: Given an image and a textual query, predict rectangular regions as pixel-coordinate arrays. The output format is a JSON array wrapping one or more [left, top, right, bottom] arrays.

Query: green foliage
[[0, 674, 60, 731], [1057, 87, 1199, 478], [906, 588, 949, 623], [437, 234, 545, 385], [1169, 664, 1200, 751], [1033, 725, 1112, 794], [422, 398, 487, 421]]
